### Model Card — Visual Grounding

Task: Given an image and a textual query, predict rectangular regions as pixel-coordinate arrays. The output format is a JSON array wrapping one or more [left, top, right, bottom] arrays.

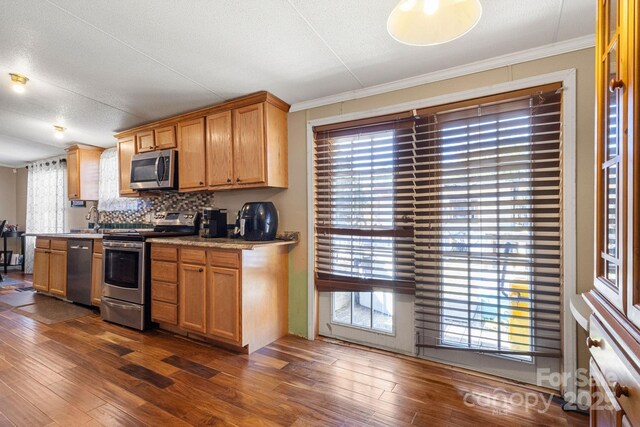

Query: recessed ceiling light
[[9, 73, 29, 94], [54, 125, 66, 139], [387, 0, 482, 46]]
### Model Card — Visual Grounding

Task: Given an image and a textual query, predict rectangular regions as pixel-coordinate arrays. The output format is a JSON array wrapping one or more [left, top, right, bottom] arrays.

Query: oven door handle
[[102, 299, 139, 310]]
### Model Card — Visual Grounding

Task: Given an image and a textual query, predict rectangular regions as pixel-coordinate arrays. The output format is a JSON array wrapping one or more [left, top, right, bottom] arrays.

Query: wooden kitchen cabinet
[[91, 240, 103, 306], [48, 248, 67, 297], [115, 91, 289, 193], [118, 136, 137, 197], [206, 111, 233, 188], [177, 117, 207, 192], [136, 130, 155, 153], [33, 247, 50, 292], [65, 145, 103, 201], [149, 242, 290, 353], [206, 266, 241, 344], [178, 262, 206, 333], [154, 125, 176, 150], [232, 103, 266, 186], [33, 238, 67, 297]]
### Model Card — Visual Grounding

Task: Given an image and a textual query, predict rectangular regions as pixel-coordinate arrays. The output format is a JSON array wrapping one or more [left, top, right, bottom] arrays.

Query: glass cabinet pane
[[608, 0, 618, 43], [606, 46, 619, 159], [606, 164, 618, 256]]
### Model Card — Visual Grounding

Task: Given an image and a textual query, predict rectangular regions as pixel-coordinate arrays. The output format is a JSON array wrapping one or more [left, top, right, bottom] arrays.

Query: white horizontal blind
[[314, 119, 416, 294], [414, 84, 563, 357]]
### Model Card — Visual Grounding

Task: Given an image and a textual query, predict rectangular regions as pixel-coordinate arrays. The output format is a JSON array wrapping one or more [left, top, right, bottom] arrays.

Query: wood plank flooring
[[0, 273, 587, 426]]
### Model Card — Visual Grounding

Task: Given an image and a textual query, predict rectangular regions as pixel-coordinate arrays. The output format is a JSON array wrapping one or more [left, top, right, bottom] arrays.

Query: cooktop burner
[[102, 210, 200, 242]]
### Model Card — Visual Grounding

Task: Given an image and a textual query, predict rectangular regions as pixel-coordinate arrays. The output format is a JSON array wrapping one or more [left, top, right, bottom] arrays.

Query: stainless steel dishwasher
[[67, 239, 93, 305]]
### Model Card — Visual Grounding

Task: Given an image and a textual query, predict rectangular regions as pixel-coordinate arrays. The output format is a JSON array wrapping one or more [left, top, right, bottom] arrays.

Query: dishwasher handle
[[69, 245, 90, 250]]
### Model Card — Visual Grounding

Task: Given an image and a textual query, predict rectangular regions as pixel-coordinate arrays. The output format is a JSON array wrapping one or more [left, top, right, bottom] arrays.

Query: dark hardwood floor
[[0, 272, 587, 426]]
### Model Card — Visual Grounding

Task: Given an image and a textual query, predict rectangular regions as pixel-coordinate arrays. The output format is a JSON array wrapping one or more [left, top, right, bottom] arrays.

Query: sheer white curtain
[[98, 148, 140, 211], [25, 156, 67, 273]]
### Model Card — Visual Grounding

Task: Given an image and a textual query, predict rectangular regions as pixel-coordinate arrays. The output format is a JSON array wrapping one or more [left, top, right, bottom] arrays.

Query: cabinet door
[[155, 125, 176, 150], [118, 136, 137, 197], [179, 263, 206, 333], [67, 149, 80, 199], [48, 249, 67, 297], [177, 118, 207, 191], [206, 266, 241, 344], [590, 359, 624, 426], [136, 130, 155, 153], [91, 253, 103, 306], [206, 111, 233, 188], [233, 103, 266, 185], [33, 248, 50, 292], [594, 0, 628, 311]]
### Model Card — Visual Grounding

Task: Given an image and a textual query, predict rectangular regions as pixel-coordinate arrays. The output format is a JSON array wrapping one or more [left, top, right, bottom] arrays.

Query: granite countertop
[[26, 233, 104, 240], [148, 231, 300, 250]]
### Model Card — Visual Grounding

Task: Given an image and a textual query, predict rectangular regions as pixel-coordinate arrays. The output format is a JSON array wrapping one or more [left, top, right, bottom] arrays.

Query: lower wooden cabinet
[[33, 247, 50, 292], [178, 263, 206, 333], [590, 359, 624, 426], [48, 249, 67, 297], [91, 241, 103, 306], [33, 238, 67, 297], [150, 243, 288, 353], [206, 266, 240, 344]]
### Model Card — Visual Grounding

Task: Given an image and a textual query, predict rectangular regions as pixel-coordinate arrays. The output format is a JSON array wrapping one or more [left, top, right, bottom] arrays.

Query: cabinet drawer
[[208, 250, 239, 269], [51, 240, 68, 251], [181, 248, 206, 265], [151, 245, 178, 261], [152, 281, 177, 304], [94, 240, 103, 254], [589, 315, 640, 422], [151, 261, 178, 283], [151, 300, 177, 325], [36, 239, 50, 249]]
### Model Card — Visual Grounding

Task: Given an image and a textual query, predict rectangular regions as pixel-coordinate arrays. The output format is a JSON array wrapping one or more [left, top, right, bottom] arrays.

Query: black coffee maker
[[200, 208, 228, 238]]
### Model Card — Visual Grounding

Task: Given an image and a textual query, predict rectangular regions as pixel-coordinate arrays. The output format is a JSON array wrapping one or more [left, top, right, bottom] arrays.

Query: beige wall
[[0, 167, 20, 254], [218, 48, 595, 376]]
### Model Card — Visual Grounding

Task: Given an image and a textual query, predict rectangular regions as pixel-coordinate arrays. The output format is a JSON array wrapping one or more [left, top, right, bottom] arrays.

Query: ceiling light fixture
[[387, 0, 482, 46], [53, 125, 66, 139], [9, 73, 29, 94]]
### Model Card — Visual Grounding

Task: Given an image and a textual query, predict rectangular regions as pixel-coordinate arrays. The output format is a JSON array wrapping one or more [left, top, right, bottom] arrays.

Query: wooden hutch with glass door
[[584, 0, 640, 425]]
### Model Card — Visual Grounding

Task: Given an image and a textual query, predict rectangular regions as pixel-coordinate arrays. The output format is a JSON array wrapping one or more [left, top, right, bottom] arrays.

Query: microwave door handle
[[155, 156, 162, 187]]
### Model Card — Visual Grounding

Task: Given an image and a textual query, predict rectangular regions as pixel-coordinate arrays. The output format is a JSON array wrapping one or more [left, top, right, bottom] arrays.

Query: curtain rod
[[25, 158, 67, 169]]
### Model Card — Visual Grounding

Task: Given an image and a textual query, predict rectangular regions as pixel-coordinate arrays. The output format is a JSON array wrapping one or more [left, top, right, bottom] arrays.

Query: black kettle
[[238, 202, 278, 241]]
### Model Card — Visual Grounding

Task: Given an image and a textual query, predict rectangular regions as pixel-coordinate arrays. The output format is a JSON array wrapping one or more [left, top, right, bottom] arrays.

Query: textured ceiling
[[0, 0, 595, 166]]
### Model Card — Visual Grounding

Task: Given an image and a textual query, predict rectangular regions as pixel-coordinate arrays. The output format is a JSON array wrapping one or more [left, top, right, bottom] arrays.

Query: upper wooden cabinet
[[206, 111, 233, 188], [154, 125, 177, 150], [177, 118, 207, 191], [136, 130, 155, 153], [65, 145, 103, 201], [117, 136, 137, 197], [114, 91, 289, 193]]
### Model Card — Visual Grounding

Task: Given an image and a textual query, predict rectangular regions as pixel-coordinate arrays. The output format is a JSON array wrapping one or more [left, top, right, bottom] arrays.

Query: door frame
[[306, 69, 578, 401]]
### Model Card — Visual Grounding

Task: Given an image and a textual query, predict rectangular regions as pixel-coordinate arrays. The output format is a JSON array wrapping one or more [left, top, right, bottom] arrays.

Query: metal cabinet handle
[[236, 178, 241, 182], [613, 382, 629, 398], [227, 178, 232, 183], [609, 78, 624, 93], [587, 337, 601, 348], [199, 181, 204, 185], [198, 268, 204, 273]]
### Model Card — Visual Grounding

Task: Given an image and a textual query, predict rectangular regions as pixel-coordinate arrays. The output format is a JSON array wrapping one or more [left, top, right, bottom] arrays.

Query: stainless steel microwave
[[130, 149, 177, 190]]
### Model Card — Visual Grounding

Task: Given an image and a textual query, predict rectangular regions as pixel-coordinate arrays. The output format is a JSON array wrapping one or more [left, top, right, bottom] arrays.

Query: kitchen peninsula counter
[[147, 231, 299, 250]]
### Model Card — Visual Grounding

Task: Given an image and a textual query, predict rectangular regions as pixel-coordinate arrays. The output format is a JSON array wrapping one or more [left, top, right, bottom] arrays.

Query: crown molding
[[290, 35, 595, 112]]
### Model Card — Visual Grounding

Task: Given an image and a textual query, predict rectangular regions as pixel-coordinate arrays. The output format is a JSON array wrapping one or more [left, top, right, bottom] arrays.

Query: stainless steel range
[[101, 211, 199, 330]]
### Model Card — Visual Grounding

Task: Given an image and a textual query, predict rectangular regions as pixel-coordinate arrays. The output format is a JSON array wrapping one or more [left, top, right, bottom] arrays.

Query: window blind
[[314, 115, 416, 294], [414, 83, 563, 357]]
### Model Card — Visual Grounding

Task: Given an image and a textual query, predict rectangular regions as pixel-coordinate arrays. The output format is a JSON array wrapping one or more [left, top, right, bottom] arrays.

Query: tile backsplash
[[99, 192, 216, 224]]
